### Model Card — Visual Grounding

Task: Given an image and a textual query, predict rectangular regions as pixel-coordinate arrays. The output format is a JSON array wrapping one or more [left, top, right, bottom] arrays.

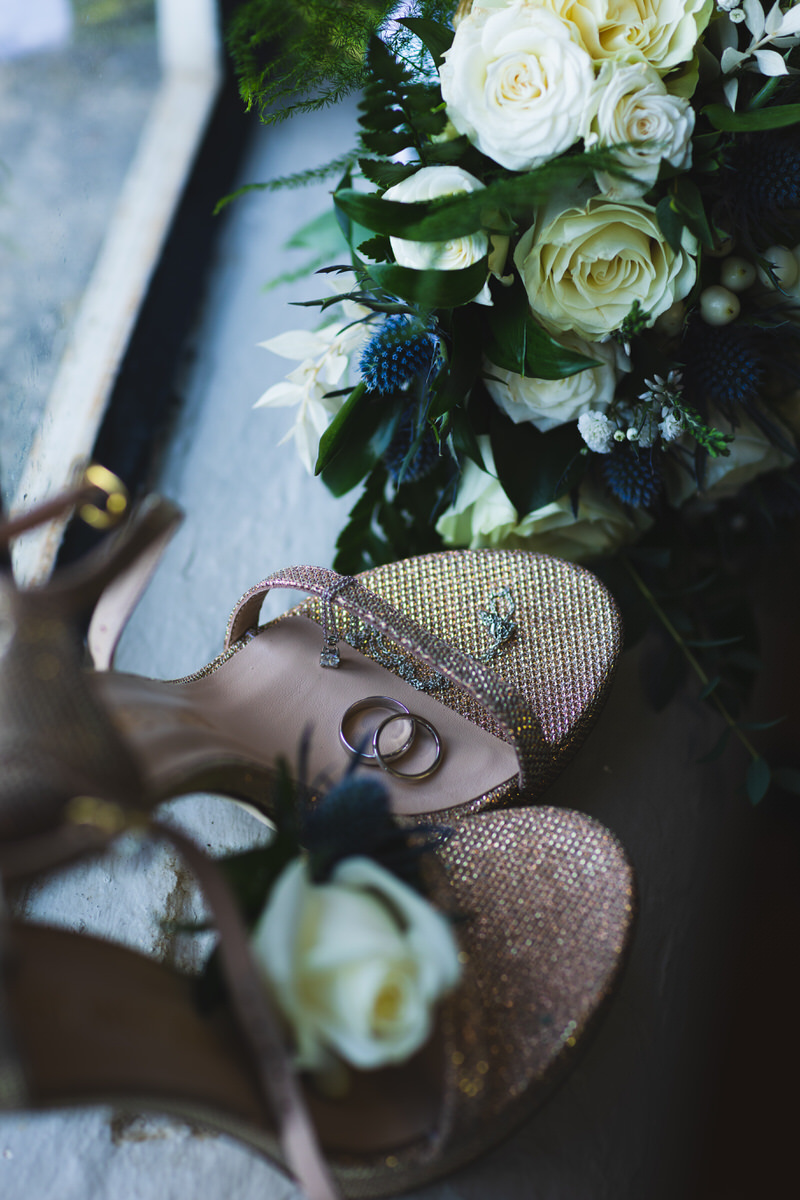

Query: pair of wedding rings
[[339, 696, 442, 780]]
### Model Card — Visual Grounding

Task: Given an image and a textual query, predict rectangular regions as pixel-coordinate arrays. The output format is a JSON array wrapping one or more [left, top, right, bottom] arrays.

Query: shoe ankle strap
[[149, 822, 341, 1200], [224, 564, 547, 797]]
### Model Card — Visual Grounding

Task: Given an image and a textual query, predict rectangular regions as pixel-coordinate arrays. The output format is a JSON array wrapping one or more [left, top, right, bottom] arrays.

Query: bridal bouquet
[[230, 0, 800, 799]]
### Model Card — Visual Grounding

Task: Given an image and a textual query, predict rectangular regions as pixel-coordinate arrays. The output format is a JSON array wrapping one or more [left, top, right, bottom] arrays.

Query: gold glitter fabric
[[326, 806, 636, 1197], [225, 551, 621, 813]]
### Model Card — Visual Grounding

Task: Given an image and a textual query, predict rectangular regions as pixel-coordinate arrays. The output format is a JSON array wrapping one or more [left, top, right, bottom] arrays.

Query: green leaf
[[699, 674, 721, 700], [315, 381, 368, 476], [367, 258, 489, 308], [772, 768, 800, 795], [703, 103, 800, 131], [656, 195, 685, 254], [356, 234, 391, 262], [360, 129, 413, 156], [429, 304, 484, 419], [334, 187, 508, 241], [484, 279, 598, 380], [674, 178, 715, 248], [489, 408, 587, 515], [746, 756, 771, 805], [397, 17, 454, 69], [736, 715, 787, 731], [424, 135, 475, 165], [358, 158, 419, 189]]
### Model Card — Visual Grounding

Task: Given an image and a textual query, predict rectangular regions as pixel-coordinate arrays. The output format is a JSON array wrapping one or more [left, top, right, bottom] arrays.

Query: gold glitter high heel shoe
[[1, 802, 635, 1199], [92, 555, 621, 823], [1, 476, 621, 868]]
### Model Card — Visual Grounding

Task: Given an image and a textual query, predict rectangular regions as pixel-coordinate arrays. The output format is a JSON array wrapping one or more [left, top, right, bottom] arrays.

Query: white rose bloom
[[545, 0, 713, 76], [665, 411, 794, 506], [515, 194, 697, 341], [436, 438, 650, 558], [439, 1, 596, 171], [256, 301, 371, 473], [484, 336, 620, 432], [252, 855, 461, 1071], [383, 165, 491, 303], [588, 62, 695, 198]]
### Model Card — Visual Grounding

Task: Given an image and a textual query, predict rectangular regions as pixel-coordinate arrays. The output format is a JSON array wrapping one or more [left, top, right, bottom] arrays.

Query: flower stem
[[621, 555, 759, 760]]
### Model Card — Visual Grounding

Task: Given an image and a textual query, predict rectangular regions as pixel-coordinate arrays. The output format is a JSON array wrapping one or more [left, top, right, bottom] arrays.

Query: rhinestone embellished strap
[[225, 565, 544, 796]]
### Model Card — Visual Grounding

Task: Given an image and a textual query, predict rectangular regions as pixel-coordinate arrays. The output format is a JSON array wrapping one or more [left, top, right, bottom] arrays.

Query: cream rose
[[382, 165, 491, 303], [437, 438, 650, 558], [588, 61, 695, 197], [665, 411, 795, 507], [439, 1, 596, 171], [484, 337, 622, 431], [545, 0, 712, 76], [515, 194, 697, 341], [251, 855, 461, 1071]]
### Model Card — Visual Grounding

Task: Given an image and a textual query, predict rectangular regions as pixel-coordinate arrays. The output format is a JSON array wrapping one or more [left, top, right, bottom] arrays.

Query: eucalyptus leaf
[[746, 756, 771, 805], [703, 102, 800, 131], [656, 195, 685, 254]]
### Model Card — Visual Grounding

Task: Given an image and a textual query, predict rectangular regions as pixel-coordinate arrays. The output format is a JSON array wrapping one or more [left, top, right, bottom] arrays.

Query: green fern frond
[[227, 0, 457, 125], [214, 152, 359, 214]]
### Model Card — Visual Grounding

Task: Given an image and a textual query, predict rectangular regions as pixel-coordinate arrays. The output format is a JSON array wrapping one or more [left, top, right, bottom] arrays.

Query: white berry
[[757, 245, 799, 289], [700, 286, 740, 326], [720, 256, 757, 292], [654, 301, 685, 339]]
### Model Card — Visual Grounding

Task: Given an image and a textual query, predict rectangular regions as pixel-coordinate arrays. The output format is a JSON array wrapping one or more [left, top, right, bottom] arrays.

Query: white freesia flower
[[665, 411, 794, 506], [255, 301, 370, 473], [588, 62, 695, 197], [547, 0, 713, 76], [484, 337, 621, 432], [514, 194, 697, 341], [383, 165, 492, 303], [439, 1, 596, 171], [251, 856, 461, 1071], [436, 438, 650, 558]]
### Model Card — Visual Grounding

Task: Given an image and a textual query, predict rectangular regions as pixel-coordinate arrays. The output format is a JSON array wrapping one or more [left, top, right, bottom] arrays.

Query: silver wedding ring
[[339, 696, 415, 764], [339, 696, 443, 780], [373, 712, 443, 780]]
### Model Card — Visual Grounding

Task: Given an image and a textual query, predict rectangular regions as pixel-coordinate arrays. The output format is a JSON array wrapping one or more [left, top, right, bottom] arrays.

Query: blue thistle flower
[[681, 322, 763, 414], [360, 316, 436, 395], [383, 413, 440, 485], [727, 132, 800, 220], [601, 443, 663, 509]]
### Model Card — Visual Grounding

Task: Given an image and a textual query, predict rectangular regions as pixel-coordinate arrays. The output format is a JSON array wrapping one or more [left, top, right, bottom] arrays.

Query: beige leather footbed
[[94, 616, 520, 816]]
